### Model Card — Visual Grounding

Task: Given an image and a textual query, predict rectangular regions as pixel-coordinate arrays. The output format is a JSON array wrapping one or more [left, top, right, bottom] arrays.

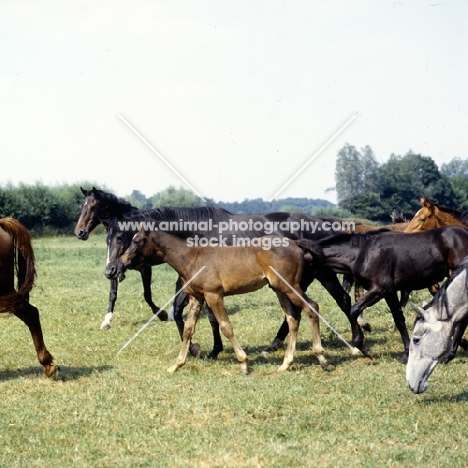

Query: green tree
[[150, 186, 205, 208]]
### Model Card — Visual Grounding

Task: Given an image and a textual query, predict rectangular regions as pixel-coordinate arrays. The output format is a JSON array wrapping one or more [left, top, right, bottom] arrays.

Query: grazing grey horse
[[406, 257, 468, 394]]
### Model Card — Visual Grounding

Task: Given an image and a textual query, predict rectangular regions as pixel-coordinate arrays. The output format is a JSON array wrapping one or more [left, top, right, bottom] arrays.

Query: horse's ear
[[80, 187, 88, 196], [422, 197, 435, 212], [410, 302, 426, 319]]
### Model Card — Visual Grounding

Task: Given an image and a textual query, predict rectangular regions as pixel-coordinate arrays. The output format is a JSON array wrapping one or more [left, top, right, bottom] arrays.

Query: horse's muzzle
[[75, 229, 89, 241]]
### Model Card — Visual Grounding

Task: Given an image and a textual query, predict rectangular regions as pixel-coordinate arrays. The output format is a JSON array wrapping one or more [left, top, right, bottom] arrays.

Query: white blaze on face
[[106, 244, 111, 266]]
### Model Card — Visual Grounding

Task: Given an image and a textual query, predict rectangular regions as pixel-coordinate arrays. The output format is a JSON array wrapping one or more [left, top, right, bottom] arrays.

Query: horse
[[0, 218, 59, 378], [303, 226, 468, 363], [76, 189, 363, 357], [74, 187, 169, 329], [404, 197, 468, 233], [105, 215, 366, 360], [406, 257, 468, 394], [115, 226, 350, 374]]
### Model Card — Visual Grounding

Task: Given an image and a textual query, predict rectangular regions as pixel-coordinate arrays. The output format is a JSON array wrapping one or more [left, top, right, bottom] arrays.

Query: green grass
[[0, 234, 467, 467]]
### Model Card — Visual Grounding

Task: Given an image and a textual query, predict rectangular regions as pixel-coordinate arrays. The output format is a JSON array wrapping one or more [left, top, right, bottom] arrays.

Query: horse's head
[[404, 198, 437, 233], [406, 264, 468, 393], [104, 219, 136, 282], [120, 229, 155, 274], [74, 187, 102, 240], [406, 305, 451, 394]]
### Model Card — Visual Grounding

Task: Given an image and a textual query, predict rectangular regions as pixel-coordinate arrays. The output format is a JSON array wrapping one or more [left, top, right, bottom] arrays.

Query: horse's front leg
[[140, 264, 168, 321], [350, 285, 387, 358], [101, 278, 118, 330], [204, 293, 248, 375], [205, 306, 223, 360], [171, 277, 202, 358], [168, 297, 203, 373], [384, 292, 411, 364]]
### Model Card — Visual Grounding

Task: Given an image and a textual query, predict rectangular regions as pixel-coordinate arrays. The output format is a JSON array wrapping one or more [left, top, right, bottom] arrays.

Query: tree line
[[335, 144, 468, 222], [1, 145, 466, 235], [0, 182, 333, 236]]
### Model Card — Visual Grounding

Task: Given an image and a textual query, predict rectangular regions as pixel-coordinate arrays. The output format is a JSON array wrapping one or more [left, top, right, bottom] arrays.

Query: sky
[[1, 0, 467, 204]]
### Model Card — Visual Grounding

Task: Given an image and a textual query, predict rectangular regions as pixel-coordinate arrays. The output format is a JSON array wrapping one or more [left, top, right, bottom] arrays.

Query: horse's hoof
[[261, 351, 270, 359], [205, 352, 219, 361], [189, 343, 202, 358], [240, 363, 248, 375], [157, 310, 168, 321], [45, 365, 60, 380], [167, 365, 178, 373], [278, 364, 289, 372], [100, 322, 111, 330], [262, 339, 284, 354]]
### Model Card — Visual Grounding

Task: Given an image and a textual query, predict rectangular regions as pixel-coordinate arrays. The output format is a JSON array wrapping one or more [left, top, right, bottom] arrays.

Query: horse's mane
[[428, 256, 468, 321], [117, 205, 234, 223], [424, 198, 468, 226], [88, 188, 137, 213]]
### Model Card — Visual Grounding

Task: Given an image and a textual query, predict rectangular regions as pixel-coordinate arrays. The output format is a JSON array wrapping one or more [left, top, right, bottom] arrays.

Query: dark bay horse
[[406, 257, 468, 393], [0, 218, 59, 378], [116, 227, 345, 373], [303, 226, 468, 363], [74, 187, 168, 329]]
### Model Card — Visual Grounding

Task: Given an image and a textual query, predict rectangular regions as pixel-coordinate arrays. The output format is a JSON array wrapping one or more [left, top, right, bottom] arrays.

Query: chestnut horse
[[405, 197, 468, 233], [115, 227, 346, 374], [0, 218, 59, 378]]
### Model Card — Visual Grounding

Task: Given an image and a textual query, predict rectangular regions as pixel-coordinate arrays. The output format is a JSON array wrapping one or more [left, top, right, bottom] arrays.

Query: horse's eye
[[412, 335, 422, 346]]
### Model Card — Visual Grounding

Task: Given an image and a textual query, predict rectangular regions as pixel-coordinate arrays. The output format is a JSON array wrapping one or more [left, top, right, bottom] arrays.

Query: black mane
[[117, 205, 234, 224], [429, 256, 468, 320]]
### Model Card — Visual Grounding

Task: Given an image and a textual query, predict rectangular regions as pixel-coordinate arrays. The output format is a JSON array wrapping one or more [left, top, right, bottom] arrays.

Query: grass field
[[0, 234, 467, 467]]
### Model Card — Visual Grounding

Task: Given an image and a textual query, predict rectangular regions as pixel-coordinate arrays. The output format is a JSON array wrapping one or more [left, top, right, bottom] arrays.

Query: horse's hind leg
[[206, 306, 223, 360], [204, 293, 248, 375], [275, 292, 302, 372], [302, 298, 328, 369], [168, 297, 203, 373], [14, 303, 59, 379]]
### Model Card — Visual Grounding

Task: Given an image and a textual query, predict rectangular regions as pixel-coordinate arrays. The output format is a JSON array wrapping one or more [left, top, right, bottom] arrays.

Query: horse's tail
[[0, 218, 36, 313], [296, 239, 325, 265]]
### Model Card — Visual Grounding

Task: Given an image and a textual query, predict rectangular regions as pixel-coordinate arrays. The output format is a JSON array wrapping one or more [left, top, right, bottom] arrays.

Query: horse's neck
[[150, 232, 192, 275], [437, 209, 465, 227]]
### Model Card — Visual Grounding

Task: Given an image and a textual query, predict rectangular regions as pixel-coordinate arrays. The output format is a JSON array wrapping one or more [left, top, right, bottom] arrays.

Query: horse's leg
[[342, 275, 371, 332], [101, 278, 118, 330], [167, 297, 203, 373], [205, 305, 223, 360], [384, 293, 411, 364], [274, 292, 302, 372], [140, 265, 168, 321], [302, 297, 328, 368], [439, 321, 468, 364], [204, 292, 248, 375], [354, 281, 371, 332], [171, 277, 201, 358], [14, 303, 59, 379], [262, 319, 288, 354]]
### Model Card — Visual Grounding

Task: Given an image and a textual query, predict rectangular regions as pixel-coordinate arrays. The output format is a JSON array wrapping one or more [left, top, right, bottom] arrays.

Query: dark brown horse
[[74, 187, 168, 329], [304, 226, 468, 363], [0, 218, 59, 378], [116, 228, 344, 374]]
